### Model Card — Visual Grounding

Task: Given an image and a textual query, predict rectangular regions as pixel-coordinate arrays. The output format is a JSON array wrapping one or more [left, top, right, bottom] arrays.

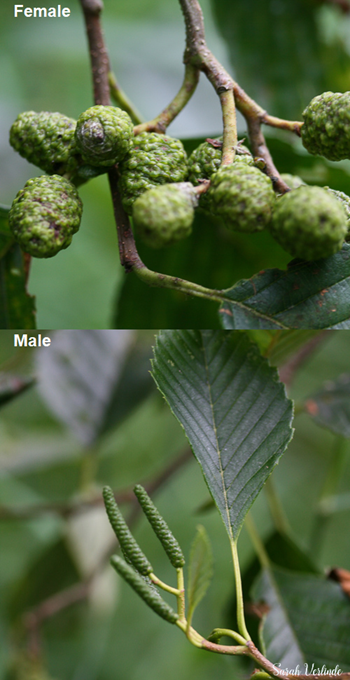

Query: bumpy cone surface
[[188, 138, 253, 186], [75, 105, 133, 166], [270, 185, 347, 260], [280, 173, 306, 191], [9, 111, 78, 175], [324, 186, 350, 234], [208, 164, 275, 232], [9, 175, 83, 258], [118, 132, 188, 214], [301, 91, 350, 161], [132, 182, 196, 248]]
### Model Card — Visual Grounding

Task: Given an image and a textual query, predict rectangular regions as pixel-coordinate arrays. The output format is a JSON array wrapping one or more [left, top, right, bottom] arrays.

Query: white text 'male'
[[14, 334, 51, 347]]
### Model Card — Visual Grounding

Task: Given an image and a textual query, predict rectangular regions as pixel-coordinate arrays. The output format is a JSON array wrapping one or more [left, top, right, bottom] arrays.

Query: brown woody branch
[[178, 0, 302, 192], [79, 0, 111, 106]]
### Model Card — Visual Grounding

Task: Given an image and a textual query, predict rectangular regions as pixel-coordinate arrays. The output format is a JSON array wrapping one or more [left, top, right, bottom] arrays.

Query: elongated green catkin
[[133, 484, 185, 568], [103, 486, 153, 576], [110, 555, 178, 623]]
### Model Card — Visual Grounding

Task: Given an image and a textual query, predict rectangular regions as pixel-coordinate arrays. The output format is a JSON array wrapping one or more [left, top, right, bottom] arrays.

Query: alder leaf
[[152, 331, 293, 541], [304, 373, 350, 438], [252, 567, 350, 669], [187, 525, 213, 627], [219, 245, 350, 330]]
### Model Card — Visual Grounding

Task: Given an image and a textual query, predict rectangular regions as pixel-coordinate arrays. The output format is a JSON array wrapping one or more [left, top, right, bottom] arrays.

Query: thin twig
[[219, 90, 237, 166], [107, 166, 142, 271], [178, 0, 302, 191], [108, 71, 144, 124], [246, 117, 290, 193], [79, 0, 111, 106], [1, 448, 193, 522], [278, 332, 331, 388], [134, 64, 200, 134]]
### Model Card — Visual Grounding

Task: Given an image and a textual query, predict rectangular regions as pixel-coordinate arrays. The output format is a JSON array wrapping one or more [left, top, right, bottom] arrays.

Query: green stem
[[230, 539, 251, 641], [134, 263, 224, 303], [264, 477, 290, 534], [177, 568, 186, 622], [149, 573, 180, 596], [207, 627, 247, 646], [80, 447, 99, 494], [108, 71, 143, 125], [134, 63, 200, 134], [310, 436, 348, 556], [219, 89, 237, 166], [245, 513, 270, 569]]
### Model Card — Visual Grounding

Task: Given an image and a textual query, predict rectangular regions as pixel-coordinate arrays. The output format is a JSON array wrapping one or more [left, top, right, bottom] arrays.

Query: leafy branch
[[102, 483, 350, 680]]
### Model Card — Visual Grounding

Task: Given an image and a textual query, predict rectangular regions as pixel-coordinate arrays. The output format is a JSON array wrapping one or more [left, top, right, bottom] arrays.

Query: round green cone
[[208, 164, 275, 232], [119, 132, 188, 214], [9, 110, 77, 175], [75, 105, 133, 167], [301, 91, 350, 161], [270, 185, 347, 260], [9, 175, 83, 258], [133, 182, 195, 248]]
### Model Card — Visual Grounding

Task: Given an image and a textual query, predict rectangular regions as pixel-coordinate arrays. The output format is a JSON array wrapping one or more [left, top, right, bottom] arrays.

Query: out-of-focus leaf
[[304, 373, 350, 438], [187, 525, 213, 627], [8, 536, 80, 621], [320, 492, 350, 515], [211, 0, 349, 119], [227, 528, 318, 646], [36, 330, 153, 447], [220, 245, 350, 330], [152, 331, 293, 541], [0, 205, 13, 260], [246, 331, 323, 366], [252, 567, 350, 669], [0, 240, 36, 330], [0, 373, 34, 408]]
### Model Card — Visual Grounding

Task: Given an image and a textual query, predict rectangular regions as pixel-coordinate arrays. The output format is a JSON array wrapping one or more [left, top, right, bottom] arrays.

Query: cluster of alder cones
[[7, 92, 350, 261]]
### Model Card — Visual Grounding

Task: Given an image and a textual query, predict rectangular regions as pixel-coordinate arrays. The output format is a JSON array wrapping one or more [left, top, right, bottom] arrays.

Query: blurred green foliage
[[0, 330, 350, 678]]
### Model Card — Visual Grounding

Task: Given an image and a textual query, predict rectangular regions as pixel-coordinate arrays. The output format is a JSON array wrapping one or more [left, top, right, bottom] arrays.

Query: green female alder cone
[[270, 186, 348, 260], [9, 111, 78, 176], [208, 165, 275, 232], [102, 486, 153, 576], [75, 105, 133, 166], [188, 139, 253, 210], [9, 175, 82, 258], [132, 182, 196, 248], [134, 484, 185, 568], [187, 138, 253, 186], [323, 186, 350, 234], [301, 91, 350, 161], [280, 173, 306, 191], [118, 132, 188, 214]]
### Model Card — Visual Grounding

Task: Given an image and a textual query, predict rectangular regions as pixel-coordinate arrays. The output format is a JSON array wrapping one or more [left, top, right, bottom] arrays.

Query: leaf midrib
[[201, 333, 235, 543]]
